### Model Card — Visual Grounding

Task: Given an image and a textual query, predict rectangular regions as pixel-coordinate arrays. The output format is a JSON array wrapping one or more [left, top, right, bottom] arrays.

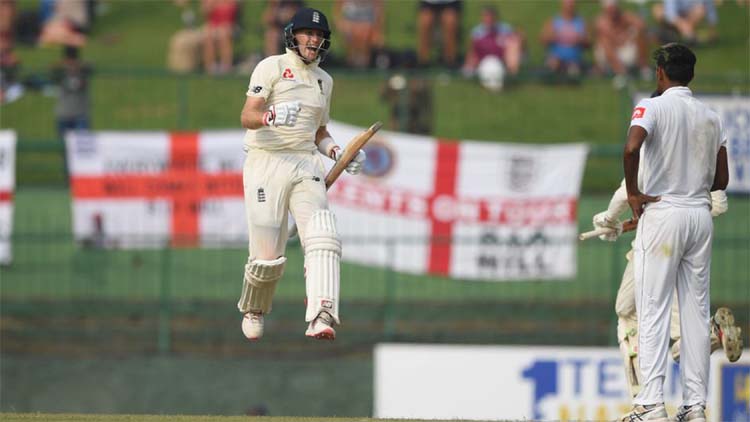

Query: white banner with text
[[66, 123, 588, 280]]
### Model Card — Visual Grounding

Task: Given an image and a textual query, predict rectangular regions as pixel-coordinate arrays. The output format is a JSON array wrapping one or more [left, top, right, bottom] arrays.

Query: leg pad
[[237, 256, 286, 314]]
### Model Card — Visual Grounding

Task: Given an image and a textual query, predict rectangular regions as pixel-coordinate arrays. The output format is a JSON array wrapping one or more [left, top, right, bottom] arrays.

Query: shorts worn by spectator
[[38, 0, 88, 47], [652, 0, 718, 44], [417, 0, 462, 67], [334, 0, 384, 68], [262, 0, 304, 56], [541, 0, 590, 78], [462, 5, 523, 91], [594, 0, 650, 87]]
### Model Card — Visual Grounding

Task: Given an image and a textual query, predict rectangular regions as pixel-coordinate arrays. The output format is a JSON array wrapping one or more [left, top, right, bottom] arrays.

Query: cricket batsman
[[592, 179, 743, 399], [236, 7, 366, 341]]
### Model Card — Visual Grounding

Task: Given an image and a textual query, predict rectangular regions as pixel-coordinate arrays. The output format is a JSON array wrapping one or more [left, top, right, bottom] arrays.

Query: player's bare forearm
[[240, 96, 268, 130], [623, 125, 660, 219], [711, 146, 729, 191], [623, 126, 646, 197]]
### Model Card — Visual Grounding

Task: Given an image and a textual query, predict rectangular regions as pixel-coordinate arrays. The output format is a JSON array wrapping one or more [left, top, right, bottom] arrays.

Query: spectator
[[262, 0, 304, 56], [540, 0, 590, 78], [594, 0, 650, 87], [334, 0, 384, 68], [167, 0, 204, 73], [51, 46, 91, 143], [652, 0, 718, 44], [381, 53, 433, 135], [0, 0, 24, 104], [202, 0, 238, 74], [462, 5, 523, 91], [416, 0, 462, 67], [38, 0, 88, 47]]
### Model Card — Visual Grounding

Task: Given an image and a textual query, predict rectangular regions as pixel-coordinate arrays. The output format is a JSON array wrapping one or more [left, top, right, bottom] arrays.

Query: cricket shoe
[[712, 307, 743, 362], [619, 404, 669, 422], [672, 404, 706, 422], [305, 311, 335, 340], [670, 307, 743, 363], [241, 312, 264, 341]]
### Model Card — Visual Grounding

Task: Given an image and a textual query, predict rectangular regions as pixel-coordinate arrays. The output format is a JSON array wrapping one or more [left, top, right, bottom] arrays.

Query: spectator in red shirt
[[202, 0, 238, 74]]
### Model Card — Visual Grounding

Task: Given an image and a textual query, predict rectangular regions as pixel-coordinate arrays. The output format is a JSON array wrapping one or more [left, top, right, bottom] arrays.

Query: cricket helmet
[[284, 8, 331, 62]]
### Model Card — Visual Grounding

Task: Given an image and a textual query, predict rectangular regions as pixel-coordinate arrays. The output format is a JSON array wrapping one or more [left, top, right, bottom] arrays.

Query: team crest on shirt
[[317, 79, 324, 93], [632, 107, 646, 119], [282, 68, 295, 79]]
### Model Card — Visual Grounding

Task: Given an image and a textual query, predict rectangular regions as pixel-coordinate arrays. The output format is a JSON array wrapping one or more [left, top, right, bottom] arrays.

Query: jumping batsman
[[618, 43, 730, 422], [591, 178, 742, 401], [237, 7, 366, 341]]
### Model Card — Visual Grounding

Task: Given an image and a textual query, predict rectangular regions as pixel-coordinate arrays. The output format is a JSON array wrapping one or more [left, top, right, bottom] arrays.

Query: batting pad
[[304, 210, 342, 323], [237, 256, 287, 314]]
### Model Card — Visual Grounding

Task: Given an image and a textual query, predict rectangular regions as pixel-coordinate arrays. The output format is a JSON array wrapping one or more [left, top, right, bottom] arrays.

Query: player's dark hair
[[653, 43, 696, 85]]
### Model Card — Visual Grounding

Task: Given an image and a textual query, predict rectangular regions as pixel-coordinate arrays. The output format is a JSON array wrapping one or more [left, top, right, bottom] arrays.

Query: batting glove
[[345, 149, 366, 175], [592, 211, 623, 242], [331, 146, 366, 175], [710, 190, 728, 217], [263, 100, 301, 127]]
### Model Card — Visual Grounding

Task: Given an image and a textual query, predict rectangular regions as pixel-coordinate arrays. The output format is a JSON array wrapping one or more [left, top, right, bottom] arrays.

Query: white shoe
[[673, 404, 706, 422], [305, 311, 336, 340], [620, 404, 669, 422], [713, 307, 743, 362], [241, 312, 264, 341]]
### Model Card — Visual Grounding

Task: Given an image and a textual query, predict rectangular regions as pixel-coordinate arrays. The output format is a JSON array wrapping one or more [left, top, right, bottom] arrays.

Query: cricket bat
[[579, 219, 638, 241]]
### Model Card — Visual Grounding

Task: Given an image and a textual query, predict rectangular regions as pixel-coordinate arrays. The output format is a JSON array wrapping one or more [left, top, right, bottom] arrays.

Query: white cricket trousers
[[615, 254, 681, 342], [633, 205, 713, 407], [243, 148, 328, 259]]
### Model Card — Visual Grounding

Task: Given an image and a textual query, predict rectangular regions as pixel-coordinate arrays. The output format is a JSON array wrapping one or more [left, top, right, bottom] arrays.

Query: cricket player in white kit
[[591, 177, 742, 400], [237, 7, 366, 342], [619, 43, 729, 422]]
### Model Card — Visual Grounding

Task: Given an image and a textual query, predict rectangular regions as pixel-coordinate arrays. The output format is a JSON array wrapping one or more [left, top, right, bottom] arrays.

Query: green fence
[[2, 187, 748, 357], [0, 69, 687, 189]]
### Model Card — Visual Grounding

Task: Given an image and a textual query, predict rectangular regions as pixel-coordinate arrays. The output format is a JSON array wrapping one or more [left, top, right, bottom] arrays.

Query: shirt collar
[[662, 86, 692, 97], [284, 49, 320, 69]]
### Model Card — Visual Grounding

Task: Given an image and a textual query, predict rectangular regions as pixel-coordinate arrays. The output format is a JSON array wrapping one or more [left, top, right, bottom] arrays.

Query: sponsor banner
[[635, 93, 750, 193], [374, 344, 750, 422], [66, 124, 588, 280], [0, 130, 16, 265]]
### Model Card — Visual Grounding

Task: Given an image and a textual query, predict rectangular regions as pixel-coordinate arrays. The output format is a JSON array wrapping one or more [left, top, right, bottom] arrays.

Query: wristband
[[262, 110, 274, 126], [317, 136, 337, 158]]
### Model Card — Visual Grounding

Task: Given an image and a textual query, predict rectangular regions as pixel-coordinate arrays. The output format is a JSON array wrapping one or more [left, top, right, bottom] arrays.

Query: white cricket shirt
[[629, 86, 726, 208], [243, 49, 333, 152]]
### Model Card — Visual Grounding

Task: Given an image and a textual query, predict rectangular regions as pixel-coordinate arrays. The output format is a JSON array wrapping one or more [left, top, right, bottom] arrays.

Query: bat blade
[[324, 121, 382, 189]]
